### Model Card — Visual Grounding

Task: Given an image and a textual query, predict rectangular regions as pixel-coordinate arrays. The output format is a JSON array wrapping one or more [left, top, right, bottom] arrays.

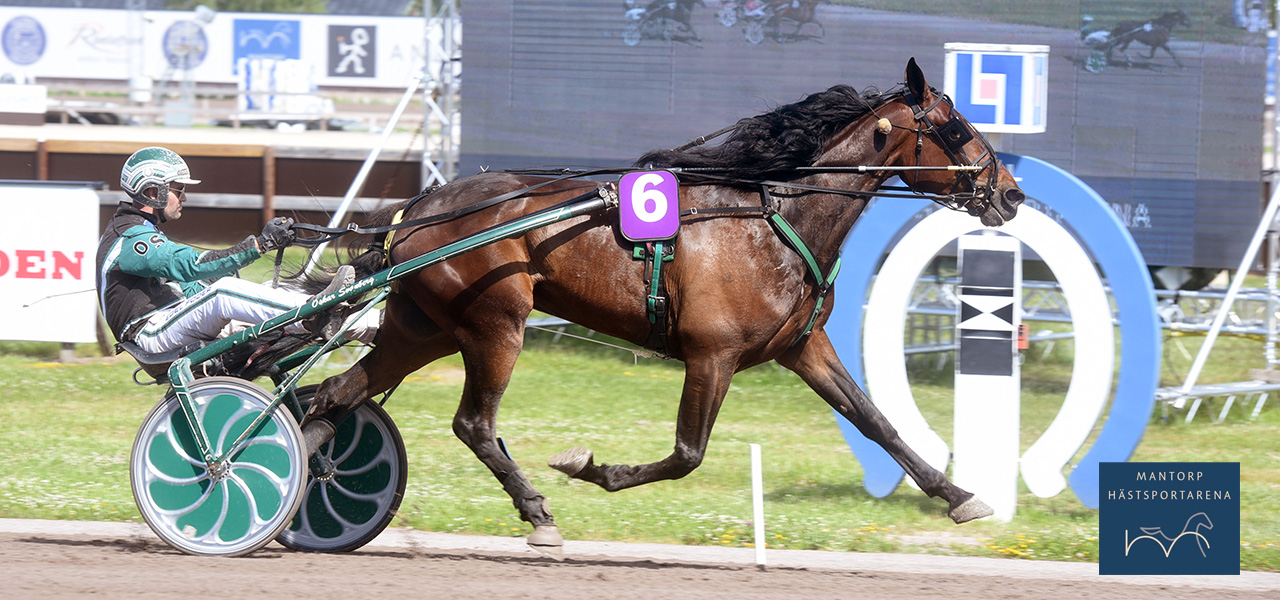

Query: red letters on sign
[[0, 250, 85, 279], [16, 250, 42, 278], [53, 251, 84, 280]]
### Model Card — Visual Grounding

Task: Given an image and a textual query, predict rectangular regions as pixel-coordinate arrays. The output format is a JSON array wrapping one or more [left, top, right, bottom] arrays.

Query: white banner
[[0, 185, 100, 344], [0, 8, 447, 89], [0, 83, 46, 113]]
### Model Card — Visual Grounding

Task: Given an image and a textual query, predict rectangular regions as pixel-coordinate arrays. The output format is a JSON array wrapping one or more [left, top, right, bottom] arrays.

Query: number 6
[[629, 173, 668, 223]]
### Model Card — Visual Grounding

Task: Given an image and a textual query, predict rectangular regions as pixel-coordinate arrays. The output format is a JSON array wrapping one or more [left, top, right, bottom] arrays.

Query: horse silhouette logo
[[1124, 512, 1213, 558], [1100, 463, 1239, 575]]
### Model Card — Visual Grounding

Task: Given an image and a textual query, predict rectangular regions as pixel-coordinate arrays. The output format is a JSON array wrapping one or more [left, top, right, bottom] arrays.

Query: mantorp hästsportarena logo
[[1099, 462, 1239, 575]]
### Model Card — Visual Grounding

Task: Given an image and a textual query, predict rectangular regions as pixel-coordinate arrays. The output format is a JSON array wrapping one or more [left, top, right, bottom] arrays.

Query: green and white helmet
[[120, 146, 200, 208]]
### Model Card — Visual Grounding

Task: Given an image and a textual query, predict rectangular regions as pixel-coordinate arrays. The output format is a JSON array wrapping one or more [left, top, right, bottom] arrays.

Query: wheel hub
[[309, 453, 337, 481], [207, 460, 230, 482]]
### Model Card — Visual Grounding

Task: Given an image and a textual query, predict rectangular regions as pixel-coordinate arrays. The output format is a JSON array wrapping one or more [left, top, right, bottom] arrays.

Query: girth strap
[[759, 186, 842, 346]]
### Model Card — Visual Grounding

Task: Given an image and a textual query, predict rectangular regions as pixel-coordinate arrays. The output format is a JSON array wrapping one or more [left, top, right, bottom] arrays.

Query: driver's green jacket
[[95, 202, 261, 342]]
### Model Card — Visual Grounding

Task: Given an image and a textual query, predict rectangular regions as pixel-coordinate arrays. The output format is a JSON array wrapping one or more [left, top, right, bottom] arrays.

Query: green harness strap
[[648, 241, 664, 321], [633, 241, 675, 356], [766, 210, 843, 346]]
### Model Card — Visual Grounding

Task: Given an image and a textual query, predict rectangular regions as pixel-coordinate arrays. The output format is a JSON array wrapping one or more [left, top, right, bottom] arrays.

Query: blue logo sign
[[233, 19, 301, 72], [2, 16, 46, 66], [619, 171, 680, 241], [945, 45, 1048, 134], [1099, 462, 1239, 575], [163, 21, 208, 70]]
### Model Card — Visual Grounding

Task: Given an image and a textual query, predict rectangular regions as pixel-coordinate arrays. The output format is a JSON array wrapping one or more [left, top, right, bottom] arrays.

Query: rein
[[283, 88, 998, 347], [289, 84, 997, 249], [289, 167, 635, 246]]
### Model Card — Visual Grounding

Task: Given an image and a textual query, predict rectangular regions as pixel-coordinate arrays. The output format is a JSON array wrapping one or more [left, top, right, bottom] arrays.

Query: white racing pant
[[133, 277, 379, 353]]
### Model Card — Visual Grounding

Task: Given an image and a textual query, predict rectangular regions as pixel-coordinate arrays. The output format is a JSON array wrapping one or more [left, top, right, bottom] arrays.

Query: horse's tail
[[221, 331, 313, 380], [288, 192, 426, 295]]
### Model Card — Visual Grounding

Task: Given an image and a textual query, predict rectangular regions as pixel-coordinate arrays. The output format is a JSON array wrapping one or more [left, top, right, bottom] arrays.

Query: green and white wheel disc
[[130, 377, 307, 557], [277, 386, 407, 553]]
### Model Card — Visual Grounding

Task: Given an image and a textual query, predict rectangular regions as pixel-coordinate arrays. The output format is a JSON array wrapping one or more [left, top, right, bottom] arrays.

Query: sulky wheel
[[275, 385, 407, 553], [130, 377, 307, 557], [744, 21, 765, 45], [717, 5, 738, 27], [623, 24, 642, 46]]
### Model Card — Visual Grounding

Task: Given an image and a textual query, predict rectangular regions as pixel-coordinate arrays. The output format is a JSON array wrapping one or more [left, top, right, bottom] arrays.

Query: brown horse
[[295, 58, 1024, 558], [768, 0, 823, 41], [1106, 9, 1192, 68]]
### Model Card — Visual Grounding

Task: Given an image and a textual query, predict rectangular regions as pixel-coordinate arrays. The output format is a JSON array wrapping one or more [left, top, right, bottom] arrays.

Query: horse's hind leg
[[776, 330, 993, 524], [300, 292, 457, 453], [549, 351, 736, 491], [445, 281, 566, 557]]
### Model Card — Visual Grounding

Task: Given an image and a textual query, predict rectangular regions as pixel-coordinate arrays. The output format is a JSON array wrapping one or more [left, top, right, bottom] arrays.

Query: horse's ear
[[905, 57, 928, 98]]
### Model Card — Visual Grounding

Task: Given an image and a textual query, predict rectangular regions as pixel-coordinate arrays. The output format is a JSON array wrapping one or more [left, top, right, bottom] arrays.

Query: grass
[[0, 315, 1277, 570], [1, 252, 1276, 570]]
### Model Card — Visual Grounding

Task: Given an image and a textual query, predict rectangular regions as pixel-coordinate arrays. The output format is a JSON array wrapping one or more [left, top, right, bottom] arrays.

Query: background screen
[[461, 1, 1266, 269]]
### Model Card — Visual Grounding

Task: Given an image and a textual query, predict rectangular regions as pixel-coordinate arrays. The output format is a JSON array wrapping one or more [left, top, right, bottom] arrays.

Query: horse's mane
[[635, 84, 902, 179]]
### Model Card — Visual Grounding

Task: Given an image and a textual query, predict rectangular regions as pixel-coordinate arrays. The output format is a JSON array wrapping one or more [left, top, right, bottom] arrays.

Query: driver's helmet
[[120, 146, 200, 209]]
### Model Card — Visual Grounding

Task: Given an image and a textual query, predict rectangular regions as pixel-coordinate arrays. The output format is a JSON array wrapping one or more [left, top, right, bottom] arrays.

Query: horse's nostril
[[1003, 188, 1025, 205]]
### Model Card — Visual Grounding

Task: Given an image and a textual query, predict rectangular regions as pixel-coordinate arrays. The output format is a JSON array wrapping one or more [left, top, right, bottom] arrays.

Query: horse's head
[[1165, 9, 1192, 28], [880, 58, 1024, 227]]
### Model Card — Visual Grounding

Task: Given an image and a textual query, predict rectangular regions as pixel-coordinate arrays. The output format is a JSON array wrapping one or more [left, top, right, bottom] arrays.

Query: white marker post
[[750, 443, 766, 566], [952, 233, 1021, 522]]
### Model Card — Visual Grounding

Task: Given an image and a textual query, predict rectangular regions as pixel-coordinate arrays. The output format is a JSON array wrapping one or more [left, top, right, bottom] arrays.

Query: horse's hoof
[[527, 525, 564, 561], [949, 496, 994, 524], [548, 447, 593, 477]]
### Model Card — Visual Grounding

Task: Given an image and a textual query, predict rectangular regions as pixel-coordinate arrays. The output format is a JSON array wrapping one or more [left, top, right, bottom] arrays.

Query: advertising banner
[[0, 8, 435, 89], [0, 184, 100, 344]]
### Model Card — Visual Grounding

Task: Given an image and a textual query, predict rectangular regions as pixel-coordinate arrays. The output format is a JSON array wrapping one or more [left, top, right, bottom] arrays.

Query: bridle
[[890, 87, 1001, 217]]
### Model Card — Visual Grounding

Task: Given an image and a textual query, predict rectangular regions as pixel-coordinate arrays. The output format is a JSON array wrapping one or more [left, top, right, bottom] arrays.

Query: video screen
[[461, 1, 1265, 268]]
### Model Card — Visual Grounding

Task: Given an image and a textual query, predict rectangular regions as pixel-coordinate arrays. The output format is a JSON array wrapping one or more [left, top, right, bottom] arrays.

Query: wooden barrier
[[0, 125, 426, 244]]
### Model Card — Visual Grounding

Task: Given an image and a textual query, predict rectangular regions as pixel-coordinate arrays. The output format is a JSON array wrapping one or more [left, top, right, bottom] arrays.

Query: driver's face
[[162, 184, 186, 221]]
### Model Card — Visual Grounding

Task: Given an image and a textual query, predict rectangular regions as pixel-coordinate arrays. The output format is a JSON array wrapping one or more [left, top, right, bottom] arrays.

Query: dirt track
[[2, 522, 1277, 599]]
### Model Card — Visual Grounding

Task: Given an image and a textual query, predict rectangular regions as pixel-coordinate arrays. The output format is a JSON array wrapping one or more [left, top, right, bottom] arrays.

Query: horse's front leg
[[1114, 41, 1133, 65], [1160, 44, 1185, 68], [776, 329, 993, 524], [549, 352, 736, 492]]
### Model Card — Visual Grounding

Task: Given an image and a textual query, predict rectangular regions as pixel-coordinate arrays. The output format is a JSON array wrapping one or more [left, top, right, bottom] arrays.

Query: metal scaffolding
[[423, 0, 461, 186]]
